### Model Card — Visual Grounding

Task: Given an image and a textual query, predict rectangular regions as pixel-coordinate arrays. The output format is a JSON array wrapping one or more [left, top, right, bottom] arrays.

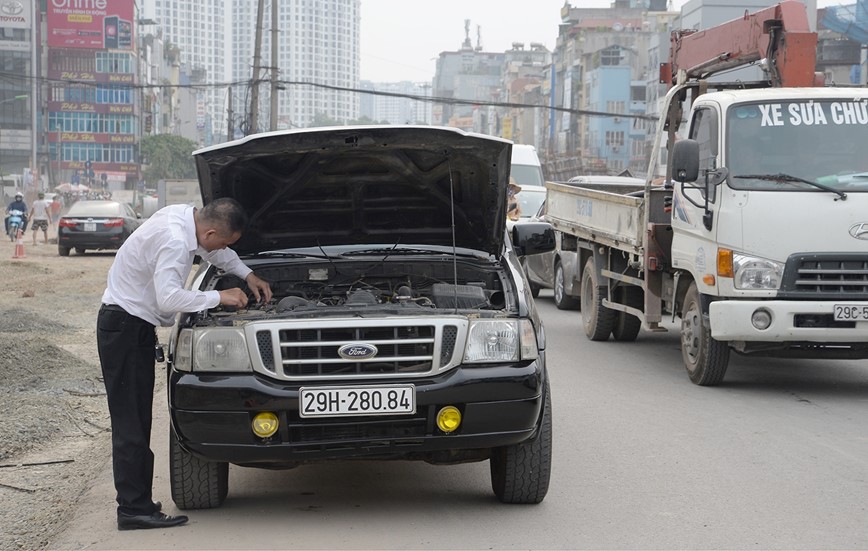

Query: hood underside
[[193, 126, 512, 256]]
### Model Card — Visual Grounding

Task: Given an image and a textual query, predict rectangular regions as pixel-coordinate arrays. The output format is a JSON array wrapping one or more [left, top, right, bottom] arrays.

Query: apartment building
[[230, 0, 361, 132]]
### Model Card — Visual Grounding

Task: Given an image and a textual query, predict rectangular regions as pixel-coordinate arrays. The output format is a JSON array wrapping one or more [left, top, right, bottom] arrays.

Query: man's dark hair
[[199, 198, 248, 235]]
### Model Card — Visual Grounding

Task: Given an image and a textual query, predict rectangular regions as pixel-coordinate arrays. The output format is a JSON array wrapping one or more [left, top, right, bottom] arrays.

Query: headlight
[[732, 254, 784, 290], [463, 319, 539, 363], [192, 327, 252, 372]]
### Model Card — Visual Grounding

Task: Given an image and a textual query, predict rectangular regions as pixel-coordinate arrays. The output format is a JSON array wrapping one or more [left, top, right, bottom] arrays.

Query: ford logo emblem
[[338, 343, 378, 360], [849, 223, 868, 241]]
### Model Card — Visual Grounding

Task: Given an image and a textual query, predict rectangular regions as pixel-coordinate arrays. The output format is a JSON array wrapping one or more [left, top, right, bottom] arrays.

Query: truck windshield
[[726, 99, 868, 192]]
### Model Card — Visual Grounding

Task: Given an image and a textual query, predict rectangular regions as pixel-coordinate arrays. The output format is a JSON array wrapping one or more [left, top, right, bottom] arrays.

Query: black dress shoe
[[152, 501, 162, 512], [117, 511, 189, 531]]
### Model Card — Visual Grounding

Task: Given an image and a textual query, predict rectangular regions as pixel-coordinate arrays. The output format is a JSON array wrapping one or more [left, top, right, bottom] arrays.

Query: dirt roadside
[[0, 226, 170, 550]]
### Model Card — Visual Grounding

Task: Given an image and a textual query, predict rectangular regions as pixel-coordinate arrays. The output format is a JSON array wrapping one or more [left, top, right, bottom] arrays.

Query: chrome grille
[[794, 259, 868, 293], [251, 318, 466, 381]]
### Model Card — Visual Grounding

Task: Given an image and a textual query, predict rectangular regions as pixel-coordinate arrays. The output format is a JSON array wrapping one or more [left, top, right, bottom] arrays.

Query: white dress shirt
[[101, 204, 252, 327]]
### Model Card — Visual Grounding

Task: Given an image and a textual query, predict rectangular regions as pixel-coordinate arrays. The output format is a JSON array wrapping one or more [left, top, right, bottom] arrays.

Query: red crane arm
[[664, 0, 822, 88]]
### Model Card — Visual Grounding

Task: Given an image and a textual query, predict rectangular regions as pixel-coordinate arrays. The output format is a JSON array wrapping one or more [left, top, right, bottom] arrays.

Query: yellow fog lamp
[[252, 412, 279, 438], [436, 406, 462, 433]]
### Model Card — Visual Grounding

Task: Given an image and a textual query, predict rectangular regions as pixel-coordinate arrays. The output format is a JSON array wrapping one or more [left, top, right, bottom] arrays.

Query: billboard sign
[[47, 0, 134, 50]]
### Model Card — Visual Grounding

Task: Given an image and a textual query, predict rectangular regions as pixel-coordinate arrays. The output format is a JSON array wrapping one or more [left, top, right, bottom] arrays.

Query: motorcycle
[[7, 209, 24, 241]]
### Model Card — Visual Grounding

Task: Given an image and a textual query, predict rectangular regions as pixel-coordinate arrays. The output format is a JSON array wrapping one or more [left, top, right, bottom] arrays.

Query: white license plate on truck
[[84, 222, 96, 232], [833, 304, 868, 321], [299, 385, 415, 418]]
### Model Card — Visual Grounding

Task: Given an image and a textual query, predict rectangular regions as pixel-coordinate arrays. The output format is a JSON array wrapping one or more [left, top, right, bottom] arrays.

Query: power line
[[1, 70, 656, 122]]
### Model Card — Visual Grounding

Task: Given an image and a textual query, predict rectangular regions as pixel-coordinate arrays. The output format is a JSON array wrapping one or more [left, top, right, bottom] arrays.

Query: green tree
[[308, 112, 394, 128], [347, 115, 390, 125], [308, 112, 343, 128], [140, 134, 198, 183]]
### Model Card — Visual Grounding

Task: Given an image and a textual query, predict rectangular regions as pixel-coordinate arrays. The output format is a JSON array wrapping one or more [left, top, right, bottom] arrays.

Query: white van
[[510, 144, 544, 187], [507, 144, 547, 231]]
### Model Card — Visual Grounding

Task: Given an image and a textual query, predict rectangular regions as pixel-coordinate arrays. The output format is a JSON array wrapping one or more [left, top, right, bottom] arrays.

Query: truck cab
[[669, 88, 868, 375]]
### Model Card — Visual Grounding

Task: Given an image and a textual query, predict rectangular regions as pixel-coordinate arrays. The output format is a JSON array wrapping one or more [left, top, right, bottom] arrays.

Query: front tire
[[553, 261, 580, 310], [169, 427, 229, 510], [580, 257, 616, 341], [680, 282, 730, 385], [490, 380, 552, 504]]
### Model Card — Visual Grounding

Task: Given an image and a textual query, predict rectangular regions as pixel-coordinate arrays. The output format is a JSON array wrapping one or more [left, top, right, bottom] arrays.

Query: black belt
[[100, 303, 128, 314], [100, 304, 155, 329]]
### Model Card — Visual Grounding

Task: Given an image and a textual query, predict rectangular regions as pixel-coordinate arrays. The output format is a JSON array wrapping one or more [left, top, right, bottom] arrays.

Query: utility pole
[[249, 0, 265, 135], [30, 8, 38, 185], [227, 86, 234, 141], [269, 0, 279, 131]]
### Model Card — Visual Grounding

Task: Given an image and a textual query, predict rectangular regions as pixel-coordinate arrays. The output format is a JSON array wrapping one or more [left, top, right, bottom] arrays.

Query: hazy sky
[[359, 0, 847, 82]]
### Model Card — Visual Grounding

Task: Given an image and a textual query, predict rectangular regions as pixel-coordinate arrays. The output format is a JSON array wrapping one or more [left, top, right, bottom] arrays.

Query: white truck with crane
[[545, 1, 868, 385]]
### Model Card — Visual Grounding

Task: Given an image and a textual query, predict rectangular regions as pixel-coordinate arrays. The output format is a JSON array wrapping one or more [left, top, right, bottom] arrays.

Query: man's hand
[[218, 288, 248, 308], [246, 273, 273, 304]]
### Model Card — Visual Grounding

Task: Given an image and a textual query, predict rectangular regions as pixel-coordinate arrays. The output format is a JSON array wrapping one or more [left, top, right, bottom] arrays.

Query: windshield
[[726, 99, 868, 192], [511, 164, 545, 187]]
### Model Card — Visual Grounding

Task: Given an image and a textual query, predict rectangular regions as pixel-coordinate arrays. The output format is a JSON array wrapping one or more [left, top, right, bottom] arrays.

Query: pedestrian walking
[[96, 198, 272, 530], [28, 192, 52, 245]]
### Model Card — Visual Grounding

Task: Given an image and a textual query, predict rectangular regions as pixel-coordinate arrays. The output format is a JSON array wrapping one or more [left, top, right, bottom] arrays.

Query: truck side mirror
[[671, 139, 700, 182]]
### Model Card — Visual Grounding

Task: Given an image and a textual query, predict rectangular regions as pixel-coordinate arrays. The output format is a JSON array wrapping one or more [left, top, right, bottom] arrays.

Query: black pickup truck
[[167, 125, 555, 508]]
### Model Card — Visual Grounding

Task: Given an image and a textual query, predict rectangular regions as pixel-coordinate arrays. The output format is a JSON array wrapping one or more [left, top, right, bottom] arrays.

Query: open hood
[[193, 126, 512, 257]]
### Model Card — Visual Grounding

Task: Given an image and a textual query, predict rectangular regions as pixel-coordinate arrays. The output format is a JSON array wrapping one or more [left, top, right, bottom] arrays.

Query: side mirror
[[512, 222, 555, 256], [671, 139, 700, 183]]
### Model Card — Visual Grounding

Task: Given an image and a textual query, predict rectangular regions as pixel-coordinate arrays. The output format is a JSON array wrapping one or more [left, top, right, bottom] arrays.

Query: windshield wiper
[[248, 251, 332, 259], [733, 173, 847, 201], [341, 247, 449, 256]]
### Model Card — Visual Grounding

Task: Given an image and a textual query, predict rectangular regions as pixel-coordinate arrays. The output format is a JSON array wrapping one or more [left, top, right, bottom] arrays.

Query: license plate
[[299, 385, 415, 418], [833, 304, 868, 321], [84, 222, 96, 232]]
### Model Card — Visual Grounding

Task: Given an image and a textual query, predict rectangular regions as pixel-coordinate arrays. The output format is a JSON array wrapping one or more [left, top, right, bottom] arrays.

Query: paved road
[[49, 290, 868, 549]]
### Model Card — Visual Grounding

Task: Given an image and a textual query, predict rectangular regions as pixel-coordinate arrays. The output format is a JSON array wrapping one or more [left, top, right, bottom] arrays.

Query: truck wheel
[[680, 282, 730, 386], [58, 245, 70, 257], [169, 427, 229, 510], [611, 286, 642, 342], [554, 261, 580, 310], [490, 379, 552, 504], [580, 257, 616, 341]]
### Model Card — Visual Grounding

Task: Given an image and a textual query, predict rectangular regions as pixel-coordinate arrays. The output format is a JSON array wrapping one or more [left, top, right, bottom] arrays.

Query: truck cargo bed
[[545, 181, 646, 253]]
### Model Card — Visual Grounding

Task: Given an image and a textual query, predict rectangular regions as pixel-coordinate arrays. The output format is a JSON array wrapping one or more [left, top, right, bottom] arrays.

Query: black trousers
[[96, 304, 159, 516]]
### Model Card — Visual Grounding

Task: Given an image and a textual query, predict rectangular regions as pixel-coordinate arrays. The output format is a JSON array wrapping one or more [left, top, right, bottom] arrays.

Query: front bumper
[[169, 361, 545, 465], [709, 300, 868, 342]]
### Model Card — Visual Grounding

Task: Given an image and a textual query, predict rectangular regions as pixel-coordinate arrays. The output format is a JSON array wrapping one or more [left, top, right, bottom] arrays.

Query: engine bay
[[190, 257, 513, 326]]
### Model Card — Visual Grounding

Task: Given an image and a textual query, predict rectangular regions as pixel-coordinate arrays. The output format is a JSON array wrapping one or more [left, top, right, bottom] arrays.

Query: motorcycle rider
[[5, 192, 28, 236]]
